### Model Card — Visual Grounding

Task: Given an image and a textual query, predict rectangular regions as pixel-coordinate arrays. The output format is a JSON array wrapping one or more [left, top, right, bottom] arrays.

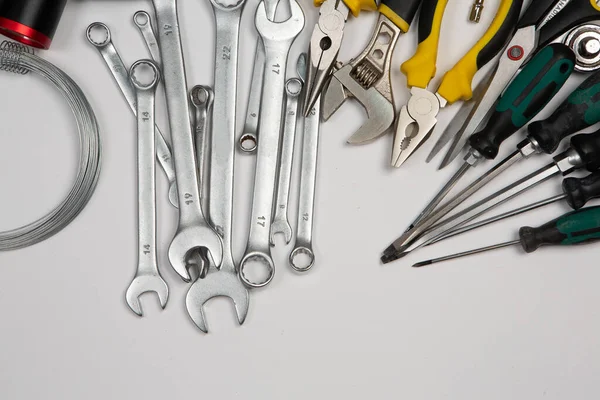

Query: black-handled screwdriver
[[401, 43, 575, 234], [423, 171, 600, 248], [412, 205, 600, 267], [383, 129, 600, 263]]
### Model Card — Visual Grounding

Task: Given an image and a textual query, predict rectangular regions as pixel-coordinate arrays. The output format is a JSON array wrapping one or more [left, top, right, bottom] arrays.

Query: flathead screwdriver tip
[[380, 251, 404, 264], [412, 260, 433, 268]]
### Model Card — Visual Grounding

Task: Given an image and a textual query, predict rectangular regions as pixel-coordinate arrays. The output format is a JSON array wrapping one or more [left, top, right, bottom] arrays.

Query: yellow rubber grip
[[314, 0, 378, 17], [437, 0, 518, 103], [379, 4, 410, 33], [400, 0, 449, 89]]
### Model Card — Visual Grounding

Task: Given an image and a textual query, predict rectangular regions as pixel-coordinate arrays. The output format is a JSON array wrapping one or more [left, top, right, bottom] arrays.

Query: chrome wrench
[[270, 77, 303, 245], [290, 53, 319, 273], [238, 0, 280, 153], [125, 60, 168, 316], [152, 0, 223, 281], [133, 11, 162, 64], [185, 0, 249, 332], [239, 0, 305, 288], [86, 22, 178, 208]]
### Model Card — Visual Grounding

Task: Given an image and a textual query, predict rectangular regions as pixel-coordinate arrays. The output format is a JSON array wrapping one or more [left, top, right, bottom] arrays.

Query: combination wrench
[[86, 22, 178, 209], [125, 60, 169, 316], [186, 85, 214, 280], [290, 52, 320, 272], [239, 0, 305, 288], [270, 77, 302, 245], [186, 0, 249, 332], [133, 11, 162, 64], [151, 0, 223, 281], [238, 0, 280, 154]]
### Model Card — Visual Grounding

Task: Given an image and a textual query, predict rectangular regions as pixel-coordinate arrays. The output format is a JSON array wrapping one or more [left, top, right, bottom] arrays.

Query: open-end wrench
[[185, 0, 250, 332], [239, 0, 305, 288], [290, 53, 320, 273], [270, 77, 302, 246], [86, 22, 178, 208], [125, 60, 169, 316], [151, 0, 223, 281], [133, 11, 162, 64], [238, 0, 280, 154]]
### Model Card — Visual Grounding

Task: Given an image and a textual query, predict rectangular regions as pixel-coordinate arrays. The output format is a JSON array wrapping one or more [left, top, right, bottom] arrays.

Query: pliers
[[320, 0, 422, 143], [304, 0, 379, 116], [391, 0, 523, 168]]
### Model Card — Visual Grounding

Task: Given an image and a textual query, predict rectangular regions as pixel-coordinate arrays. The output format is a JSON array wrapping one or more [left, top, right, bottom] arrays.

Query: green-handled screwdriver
[[423, 170, 600, 248], [412, 205, 600, 267]]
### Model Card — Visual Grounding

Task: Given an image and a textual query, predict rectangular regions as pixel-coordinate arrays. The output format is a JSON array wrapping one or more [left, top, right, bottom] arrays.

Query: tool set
[[3, 0, 600, 332]]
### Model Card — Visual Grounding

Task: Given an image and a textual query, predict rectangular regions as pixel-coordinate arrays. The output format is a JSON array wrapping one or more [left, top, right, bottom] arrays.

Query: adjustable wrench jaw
[[320, 14, 399, 144]]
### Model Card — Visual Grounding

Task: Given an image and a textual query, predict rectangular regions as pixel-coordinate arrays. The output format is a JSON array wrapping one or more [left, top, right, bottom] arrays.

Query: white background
[[1, 0, 600, 398]]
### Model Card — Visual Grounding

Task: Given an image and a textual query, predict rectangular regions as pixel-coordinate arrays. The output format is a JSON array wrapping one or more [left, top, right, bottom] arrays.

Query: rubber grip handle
[[313, 0, 378, 17], [516, 0, 564, 29], [537, 0, 600, 48], [562, 171, 600, 209], [436, 0, 523, 103], [570, 130, 600, 172], [528, 69, 600, 155], [400, 0, 448, 88], [380, 0, 422, 32], [519, 206, 600, 252], [468, 43, 575, 160]]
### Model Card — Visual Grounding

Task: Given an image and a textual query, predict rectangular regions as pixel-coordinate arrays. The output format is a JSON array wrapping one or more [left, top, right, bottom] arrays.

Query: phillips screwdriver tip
[[412, 260, 432, 268]]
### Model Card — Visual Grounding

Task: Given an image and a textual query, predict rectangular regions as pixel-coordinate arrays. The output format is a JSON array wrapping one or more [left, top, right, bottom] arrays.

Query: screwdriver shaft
[[413, 240, 520, 267]]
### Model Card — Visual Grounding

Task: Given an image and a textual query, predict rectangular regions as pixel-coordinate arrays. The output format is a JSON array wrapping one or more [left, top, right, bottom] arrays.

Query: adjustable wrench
[[239, 0, 305, 288], [86, 22, 178, 208], [270, 77, 302, 245], [238, 0, 280, 153], [125, 60, 169, 316], [151, 0, 223, 281], [185, 0, 249, 332]]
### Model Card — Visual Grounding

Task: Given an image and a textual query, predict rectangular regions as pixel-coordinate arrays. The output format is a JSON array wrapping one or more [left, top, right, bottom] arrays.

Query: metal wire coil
[[0, 40, 102, 250]]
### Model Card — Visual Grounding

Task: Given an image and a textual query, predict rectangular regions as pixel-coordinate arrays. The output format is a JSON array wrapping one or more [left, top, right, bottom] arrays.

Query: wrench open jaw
[[186, 256, 249, 333], [126, 273, 169, 316], [168, 227, 223, 282]]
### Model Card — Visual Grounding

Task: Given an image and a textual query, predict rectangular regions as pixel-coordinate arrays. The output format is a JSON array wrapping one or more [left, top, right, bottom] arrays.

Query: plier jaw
[[392, 87, 446, 167], [304, 0, 349, 116]]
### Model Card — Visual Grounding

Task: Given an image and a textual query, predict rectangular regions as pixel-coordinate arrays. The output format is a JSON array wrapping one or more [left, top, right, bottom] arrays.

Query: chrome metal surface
[[125, 60, 169, 316], [86, 22, 178, 208], [152, 0, 223, 281], [271, 78, 302, 245], [238, 0, 280, 154], [185, 0, 250, 333], [239, 0, 304, 288], [565, 24, 600, 72], [133, 11, 162, 64], [322, 14, 399, 144], [413, 240, 520, 267], [189, 85, 213, 214]]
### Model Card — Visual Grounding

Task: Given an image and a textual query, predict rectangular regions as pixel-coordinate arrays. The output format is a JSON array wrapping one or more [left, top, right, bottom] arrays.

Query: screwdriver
[[383, 129, 600, 263], [422, 170, 600, 248], [402, 43, 575, 234], [412, 205, 600, 268], [405, 64, 600, 238]]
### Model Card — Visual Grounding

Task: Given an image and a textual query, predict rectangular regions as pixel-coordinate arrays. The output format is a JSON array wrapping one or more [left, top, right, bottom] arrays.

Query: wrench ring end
[[239, 251, 275, 288], [289, 246, 315, 272], [86, 22, 111, 47], [133, 11, 151, 28], [239, 133, 258, 153], [129, 59, 161, 91]]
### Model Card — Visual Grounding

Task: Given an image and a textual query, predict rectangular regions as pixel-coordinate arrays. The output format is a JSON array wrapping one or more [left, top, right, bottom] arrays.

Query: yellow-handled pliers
[[304, 0, 379, 116], [391, 0, 523, 168]]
